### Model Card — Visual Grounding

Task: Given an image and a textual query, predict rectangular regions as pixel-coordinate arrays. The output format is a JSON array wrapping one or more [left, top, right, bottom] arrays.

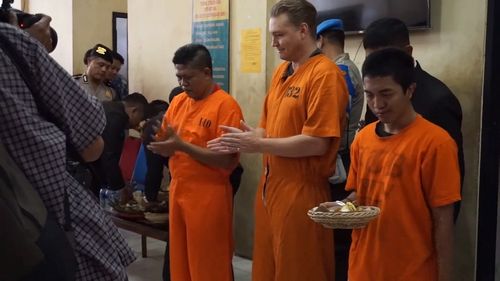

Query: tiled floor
[[122, 230, 252, 281]]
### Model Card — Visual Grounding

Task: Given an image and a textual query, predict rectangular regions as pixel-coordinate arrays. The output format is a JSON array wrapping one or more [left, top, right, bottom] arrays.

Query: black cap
[[88, 44, 113, 63]]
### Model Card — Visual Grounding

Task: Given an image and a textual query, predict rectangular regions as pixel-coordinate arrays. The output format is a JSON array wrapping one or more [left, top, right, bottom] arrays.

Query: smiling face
[[269, 13, 304, 62], [175, 64, 212, 100], [364, 75, 415, 130]]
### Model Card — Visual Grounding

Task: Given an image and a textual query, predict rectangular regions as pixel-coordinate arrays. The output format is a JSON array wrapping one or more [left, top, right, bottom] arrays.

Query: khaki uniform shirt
[[76, 74, 116, 102]]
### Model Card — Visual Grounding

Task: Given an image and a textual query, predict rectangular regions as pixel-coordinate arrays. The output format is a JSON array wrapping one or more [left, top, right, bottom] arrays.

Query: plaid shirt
[[0, 23, 135, 280]]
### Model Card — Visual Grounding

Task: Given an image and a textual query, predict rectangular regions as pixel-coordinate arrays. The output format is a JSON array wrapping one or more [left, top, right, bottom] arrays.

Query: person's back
[[0, 21, 135, 280], [91, 93, 148, 195]]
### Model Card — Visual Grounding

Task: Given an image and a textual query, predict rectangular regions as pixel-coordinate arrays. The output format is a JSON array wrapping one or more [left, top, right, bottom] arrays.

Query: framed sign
[[192, 0, 230, 91]]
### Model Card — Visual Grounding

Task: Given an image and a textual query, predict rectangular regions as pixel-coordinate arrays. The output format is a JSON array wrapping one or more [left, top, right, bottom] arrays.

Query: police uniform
[[75, 44, 116, 102], [75, 74, 116, 101]]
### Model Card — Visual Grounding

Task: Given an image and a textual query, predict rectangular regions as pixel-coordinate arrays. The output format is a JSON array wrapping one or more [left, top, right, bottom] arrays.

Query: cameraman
[[0, 4, 135, 281]]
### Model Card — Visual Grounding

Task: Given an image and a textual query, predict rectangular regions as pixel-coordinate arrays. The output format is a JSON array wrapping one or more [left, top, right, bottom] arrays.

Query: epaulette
[[73, 74, 89, 83]]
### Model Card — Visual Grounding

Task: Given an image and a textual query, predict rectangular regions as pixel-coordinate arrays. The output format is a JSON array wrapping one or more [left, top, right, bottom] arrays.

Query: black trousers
[[144, 148, 168, 202]]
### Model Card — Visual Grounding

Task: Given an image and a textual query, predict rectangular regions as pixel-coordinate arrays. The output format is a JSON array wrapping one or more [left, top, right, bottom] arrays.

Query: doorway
[[477, 0, 500, 280], [112, 12, 128, 80]]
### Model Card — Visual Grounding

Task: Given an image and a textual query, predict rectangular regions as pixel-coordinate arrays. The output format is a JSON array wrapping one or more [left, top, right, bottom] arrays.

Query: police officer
[[75, 43, 116, 101], [105, 51, 128, 100]]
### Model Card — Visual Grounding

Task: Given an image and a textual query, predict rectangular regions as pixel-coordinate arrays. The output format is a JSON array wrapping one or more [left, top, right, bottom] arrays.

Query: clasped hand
[[207, 120, 261, 153], [147, 121, 182, 157]]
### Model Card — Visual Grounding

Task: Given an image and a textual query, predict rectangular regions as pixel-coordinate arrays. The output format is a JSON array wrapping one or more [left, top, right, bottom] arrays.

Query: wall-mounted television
[[310, 0, 431, 34]]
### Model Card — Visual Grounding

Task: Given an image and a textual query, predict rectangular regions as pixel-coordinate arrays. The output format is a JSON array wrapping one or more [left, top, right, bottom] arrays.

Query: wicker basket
[[307, 206, 380, 229]]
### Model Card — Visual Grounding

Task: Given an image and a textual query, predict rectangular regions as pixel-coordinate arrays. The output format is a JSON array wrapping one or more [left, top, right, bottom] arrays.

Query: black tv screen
[[310, 0, 431, 34]]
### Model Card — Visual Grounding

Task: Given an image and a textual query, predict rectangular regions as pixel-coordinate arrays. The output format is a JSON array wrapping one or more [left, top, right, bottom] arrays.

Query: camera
[[0, 0, 58, 51]]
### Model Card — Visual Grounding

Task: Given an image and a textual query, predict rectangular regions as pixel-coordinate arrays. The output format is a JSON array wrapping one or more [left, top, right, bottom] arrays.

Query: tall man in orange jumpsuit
[[148, 43, 243, 281], [208, 1, 349, 280]]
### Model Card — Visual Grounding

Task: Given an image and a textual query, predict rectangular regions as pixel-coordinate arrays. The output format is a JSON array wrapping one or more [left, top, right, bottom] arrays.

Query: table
[[110, 215, 168, 258]]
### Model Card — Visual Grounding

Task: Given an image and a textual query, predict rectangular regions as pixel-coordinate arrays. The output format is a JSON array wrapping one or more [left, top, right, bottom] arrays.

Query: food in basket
[[314, 201, 357, 212], [308, 201, 380, 229]]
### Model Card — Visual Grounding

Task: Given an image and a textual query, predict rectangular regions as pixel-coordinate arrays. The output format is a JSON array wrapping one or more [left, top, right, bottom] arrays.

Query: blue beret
[[316, 19, 344, 37]]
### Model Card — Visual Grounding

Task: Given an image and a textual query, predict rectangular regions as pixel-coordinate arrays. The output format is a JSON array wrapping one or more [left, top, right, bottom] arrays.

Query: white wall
[[229, 0, 268, 257], [128, 0, 192, 101], [73, 0, 127, 75], [27, 0, 73, 73]]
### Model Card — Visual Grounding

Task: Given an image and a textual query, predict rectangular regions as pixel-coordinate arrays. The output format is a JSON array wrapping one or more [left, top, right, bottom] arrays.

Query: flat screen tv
[[310, 0, 431, 34]]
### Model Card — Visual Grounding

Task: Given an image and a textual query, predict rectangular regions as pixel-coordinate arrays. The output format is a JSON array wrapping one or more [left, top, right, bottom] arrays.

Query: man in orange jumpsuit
[[148, 43, 243, 281], [322, 48, 460, 281], [208, 1, 348, 280]]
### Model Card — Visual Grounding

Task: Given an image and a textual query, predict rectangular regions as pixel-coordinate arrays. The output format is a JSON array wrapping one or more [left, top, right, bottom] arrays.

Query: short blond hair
[[270, 0, 317, 38]]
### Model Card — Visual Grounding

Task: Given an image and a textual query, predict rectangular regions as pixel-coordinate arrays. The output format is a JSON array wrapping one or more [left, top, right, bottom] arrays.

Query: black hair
[[172, 43, 212, 72], [168, 86, 184, 103], [145, 99, 168, 119], [320, 29, 345, 49], [123, 92, 148, 111], [362, 18, 410, 50], [362, 48, 415, 91], [112, 51, 124, 64], [83, 48, 92, 65]]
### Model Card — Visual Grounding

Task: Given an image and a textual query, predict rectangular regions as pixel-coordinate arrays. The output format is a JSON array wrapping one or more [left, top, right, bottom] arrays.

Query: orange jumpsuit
[[157, 87, 243, 281], [346, 116, 461, 281], [253, 54, 349, 281]]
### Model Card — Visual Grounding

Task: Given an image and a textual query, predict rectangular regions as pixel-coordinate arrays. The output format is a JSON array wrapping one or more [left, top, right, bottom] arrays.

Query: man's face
[[269, 14, 304, 61], [106, 59, 122, 81], [87, 57, 111, 82], [364, 75, 414, 125], [126, 107, 144, 129], [175, 64, 211, 100]]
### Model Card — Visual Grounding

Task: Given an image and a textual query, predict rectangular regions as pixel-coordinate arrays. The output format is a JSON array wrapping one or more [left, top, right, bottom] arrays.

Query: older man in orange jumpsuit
[[207, 1, 349, 280], [148, 43, 243, 281]]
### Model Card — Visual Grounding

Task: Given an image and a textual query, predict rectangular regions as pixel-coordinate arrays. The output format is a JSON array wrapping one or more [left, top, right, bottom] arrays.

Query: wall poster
[[192, 0, 230, 92]]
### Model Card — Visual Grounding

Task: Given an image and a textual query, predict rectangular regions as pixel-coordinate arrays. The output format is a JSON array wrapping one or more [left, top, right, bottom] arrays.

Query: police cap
[[88, 44, 113, 63]]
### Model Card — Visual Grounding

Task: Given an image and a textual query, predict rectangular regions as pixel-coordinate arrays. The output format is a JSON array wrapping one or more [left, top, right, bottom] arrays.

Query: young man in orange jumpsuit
[[322, 48, 460, 281], [208, 1, 349, 280], [148, 43, 243, 281]]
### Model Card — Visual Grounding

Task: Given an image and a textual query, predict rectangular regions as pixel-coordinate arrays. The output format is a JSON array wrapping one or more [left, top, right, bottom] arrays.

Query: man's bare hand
[[207, 120, 262, 153], [147, 125, 181, 157], [25, 15, 53, 52]]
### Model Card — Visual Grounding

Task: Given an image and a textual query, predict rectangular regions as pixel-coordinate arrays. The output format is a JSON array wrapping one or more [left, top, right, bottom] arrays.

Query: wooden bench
[[110, 215, 168, 258]]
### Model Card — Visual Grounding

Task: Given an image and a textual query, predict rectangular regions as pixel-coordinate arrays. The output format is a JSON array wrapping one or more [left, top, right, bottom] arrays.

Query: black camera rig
[[0, 0, 58, 51], [1, 0, 42, 28]]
